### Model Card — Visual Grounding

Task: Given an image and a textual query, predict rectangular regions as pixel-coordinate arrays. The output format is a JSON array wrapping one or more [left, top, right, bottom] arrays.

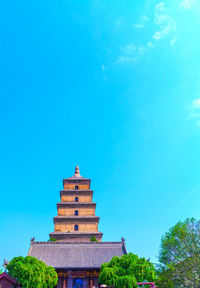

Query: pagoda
[[50, 166, 103, 242], [28, 166, 127, 288]]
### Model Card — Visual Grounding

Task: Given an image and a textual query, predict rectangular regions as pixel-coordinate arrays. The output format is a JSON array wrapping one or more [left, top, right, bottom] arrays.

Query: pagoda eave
[[60, 190, 93, 193], [54, 216, 100, 222], [60, 190, 93, 196], [49, 231, 103, 242], [57, 202, 96, 208]]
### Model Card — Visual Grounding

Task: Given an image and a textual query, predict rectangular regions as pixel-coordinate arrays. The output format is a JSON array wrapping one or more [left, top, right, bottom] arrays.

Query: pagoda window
[[74, 224, 79, 231], [75, 197, 79, 202], [75, 210, 79, 216], [75, 185, 79, 190]]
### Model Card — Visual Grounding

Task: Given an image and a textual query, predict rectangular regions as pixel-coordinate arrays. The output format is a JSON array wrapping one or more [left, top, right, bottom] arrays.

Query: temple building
[[28, 166, 127, 288]]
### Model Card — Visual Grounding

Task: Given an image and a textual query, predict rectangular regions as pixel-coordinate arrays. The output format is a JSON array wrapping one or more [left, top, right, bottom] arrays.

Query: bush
[[90, 236, 98, 242], [7, 256, 58, 288], [48, 237, 57, 242], [99, 253, 156, 288]]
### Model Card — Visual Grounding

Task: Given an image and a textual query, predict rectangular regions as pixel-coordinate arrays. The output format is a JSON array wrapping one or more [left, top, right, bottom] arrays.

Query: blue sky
[[1, 0, 200, 265]]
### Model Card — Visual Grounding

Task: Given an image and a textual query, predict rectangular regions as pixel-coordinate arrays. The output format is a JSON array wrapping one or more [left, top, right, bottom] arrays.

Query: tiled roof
[[0, 272, 17, 284], [64, 176, 89, 181], [28, 241, 127, 269]]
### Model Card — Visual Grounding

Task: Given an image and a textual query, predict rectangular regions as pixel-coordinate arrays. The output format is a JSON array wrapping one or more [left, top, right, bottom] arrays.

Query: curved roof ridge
[[32, 241, 123, 245]]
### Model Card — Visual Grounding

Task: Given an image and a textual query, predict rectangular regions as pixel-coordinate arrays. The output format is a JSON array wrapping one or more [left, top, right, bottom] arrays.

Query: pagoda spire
[[74, 165, 81, 177]]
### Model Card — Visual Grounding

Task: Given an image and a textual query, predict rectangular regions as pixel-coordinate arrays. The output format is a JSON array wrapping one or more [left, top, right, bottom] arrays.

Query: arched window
[[75, 197, 79, 202], [75, 185, 79, 190], [74, 224, 79, 231], [74, 210, 79, 216]]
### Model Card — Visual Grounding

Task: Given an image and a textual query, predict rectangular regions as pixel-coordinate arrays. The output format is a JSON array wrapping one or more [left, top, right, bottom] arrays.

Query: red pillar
[[90, 277, 93, 288], [63, 276, 66, 288]]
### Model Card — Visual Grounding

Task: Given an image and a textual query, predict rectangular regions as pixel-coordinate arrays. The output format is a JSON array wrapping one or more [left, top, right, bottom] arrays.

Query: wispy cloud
[[117, 55, 138, 64], [192, 99, 200, 108], [189, 99, 200, 126], [155, 2, 165, 12], [147, 41, 153, 48], [120, 44, 136, 56], [134, 15, 149, 29], [179, 0, 200, 10], [153, 3, 176, 41], [117, 1, 177, 65], [153, 31, 161, 40], [170, 38, 176, 47], [180, 0, 195, 9], [117, 44, 147, 64]]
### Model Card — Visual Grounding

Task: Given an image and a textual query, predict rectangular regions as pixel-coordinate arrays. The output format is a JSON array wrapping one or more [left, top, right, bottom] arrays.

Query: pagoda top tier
[[63, 166, 90, 183]]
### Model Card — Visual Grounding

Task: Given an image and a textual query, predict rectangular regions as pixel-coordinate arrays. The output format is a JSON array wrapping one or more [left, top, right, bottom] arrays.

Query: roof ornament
[[121, 237, 125, 244], [74, 165, 81, 177], [31, 237, 35, 243], [4, 259, 9, 267]]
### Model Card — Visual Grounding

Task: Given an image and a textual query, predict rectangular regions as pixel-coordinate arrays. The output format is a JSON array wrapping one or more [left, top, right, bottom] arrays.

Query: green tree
[[159, 218, 200, 287], [7, 256, 58, 288], [99, 253, 156, 288], [156, 265, 175, 288], [90, 236, 98, 242]]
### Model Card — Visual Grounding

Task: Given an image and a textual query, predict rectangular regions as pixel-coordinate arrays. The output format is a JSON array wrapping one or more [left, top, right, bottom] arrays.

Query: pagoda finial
[[74, 165, 81, 177]]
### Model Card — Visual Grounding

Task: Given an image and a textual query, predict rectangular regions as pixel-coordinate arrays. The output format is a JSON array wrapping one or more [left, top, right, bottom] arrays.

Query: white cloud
[[141, 15, 149, 22], [189, 99, 200, 126], [120, 44, 136, 56], [147, 41, 153, 48], [179, 0, 200, 10], [117, 55, 138, 64], [134, 15, 149, 29], [180, 0, 195, 9], [153, 31, 161, 40], [117, 44, 137, 64], [117, 43, 150, 64], [192, 99, 200, 108], [155, 2, 165, 12], [153, 3, 176, 41], [170, 38, 176, 46], [117, 2, 177, 65], [154, 14, 171, 26]]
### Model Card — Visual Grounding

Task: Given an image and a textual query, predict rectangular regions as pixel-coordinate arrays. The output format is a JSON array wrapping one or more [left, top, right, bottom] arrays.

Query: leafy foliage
[[159, 218, 200, 287], [48, 237, 57, 242], [90, 236, 98, 242], [99, 253, 156, 288], [156, 265, 175, 288], [7, 256, 58, 288]]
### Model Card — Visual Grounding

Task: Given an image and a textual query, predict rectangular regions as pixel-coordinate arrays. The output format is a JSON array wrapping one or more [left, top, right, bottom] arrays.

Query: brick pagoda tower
[[50, 166, 103, 242]]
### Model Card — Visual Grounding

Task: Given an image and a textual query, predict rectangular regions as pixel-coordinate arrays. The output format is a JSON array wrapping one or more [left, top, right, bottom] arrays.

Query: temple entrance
[[73, 278, 84, 288]]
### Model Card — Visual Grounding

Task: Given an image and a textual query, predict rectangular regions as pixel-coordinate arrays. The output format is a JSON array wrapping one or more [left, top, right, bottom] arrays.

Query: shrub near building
[[99, 253, 156, 288], [7, 256, 58, 288]]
